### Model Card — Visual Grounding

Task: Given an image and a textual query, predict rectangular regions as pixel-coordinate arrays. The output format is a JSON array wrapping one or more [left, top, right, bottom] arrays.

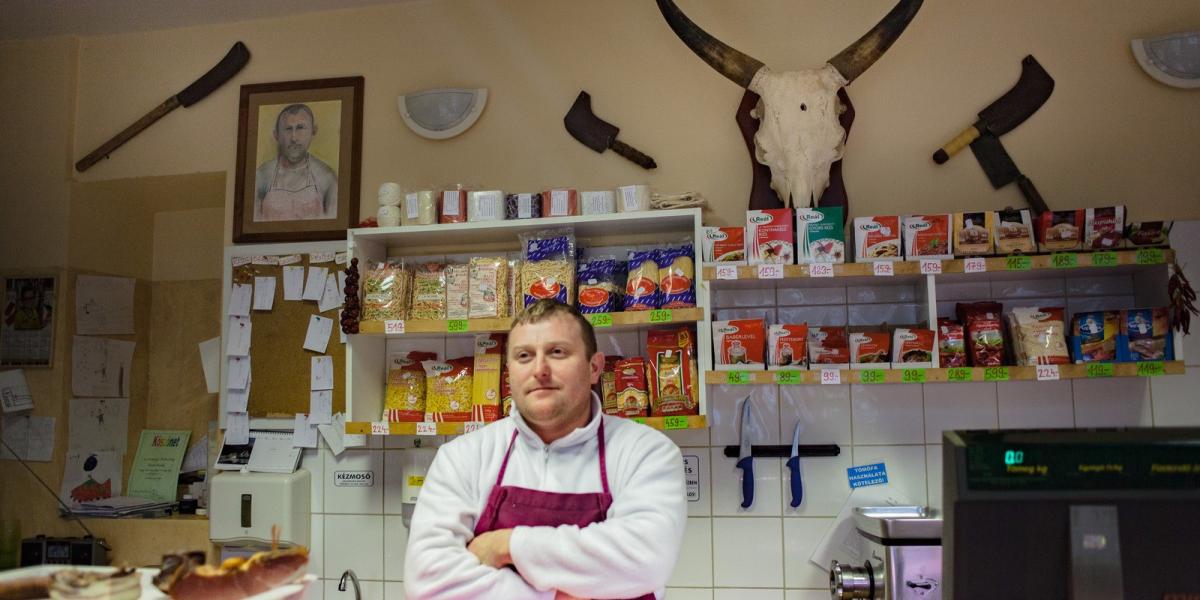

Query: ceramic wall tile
[[324, 514, 384, 582], [324, 449, 383, 514], [996, 380, 1075, 429], [778, 384, 852, 446], [712, 517, 784, 588], [850, 445, 928, 506], [1151, 367, 1200, 425], [708, 385, 780, 446], [923, 382, 997, 443], [1073, 376, 1152, 427], [668, 517, 713, 587], [782, 517, 836, 588], [850, 384, 925, 445]]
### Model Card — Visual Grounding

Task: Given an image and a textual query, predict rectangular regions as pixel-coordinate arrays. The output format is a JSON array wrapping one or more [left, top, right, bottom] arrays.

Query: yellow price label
[[1005, 256, 1032, 271], [901, 368, 926, 383], [664, 416, 689, 430], [588, 313, 613, 328], [858, 369, 886, 384], [406, 475, 425, 487], [1091, 252, 1119, 267], [1050, 253, 1078, 269], [446, 319, 469, 332], [774, 371, 802, 385], [947, 367, 974, 382], [1136, 361, 1165, 377], [648, 309, 673, 323]]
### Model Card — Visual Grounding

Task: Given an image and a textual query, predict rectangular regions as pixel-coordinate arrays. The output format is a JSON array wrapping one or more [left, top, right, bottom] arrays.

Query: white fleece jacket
[[404, 397, 686, 599]]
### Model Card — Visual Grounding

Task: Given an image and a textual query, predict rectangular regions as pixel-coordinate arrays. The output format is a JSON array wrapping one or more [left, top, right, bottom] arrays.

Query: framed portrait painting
[[1, 275, 57, 368], [233, 77, 363, 243]]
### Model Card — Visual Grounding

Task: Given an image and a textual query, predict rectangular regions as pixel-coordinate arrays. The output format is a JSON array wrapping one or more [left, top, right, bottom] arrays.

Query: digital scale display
[[959, 430, 1200, 491]]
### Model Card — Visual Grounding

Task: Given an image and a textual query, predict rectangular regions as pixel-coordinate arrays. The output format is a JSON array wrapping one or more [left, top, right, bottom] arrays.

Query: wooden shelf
[[703, 360, 1184, 385], [701, 249, 1174, 282], [346, 414, 707, 435], [357, 307, 706, 336]]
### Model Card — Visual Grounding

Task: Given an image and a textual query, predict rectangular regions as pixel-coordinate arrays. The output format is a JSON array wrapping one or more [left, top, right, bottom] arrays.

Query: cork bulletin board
[[222, 241, 348, 422]]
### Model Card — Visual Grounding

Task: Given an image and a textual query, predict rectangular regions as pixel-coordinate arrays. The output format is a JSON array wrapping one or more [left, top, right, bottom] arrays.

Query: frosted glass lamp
[[398, 88, 488, 139], [1131, 31, 1200, 89]]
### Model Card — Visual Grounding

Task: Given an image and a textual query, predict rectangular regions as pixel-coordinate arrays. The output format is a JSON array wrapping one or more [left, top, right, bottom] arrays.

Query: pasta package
[[600, 355, 623, 416], [1072, 311, 1119, 363], [850, 332, 891, 366], [384, 351, 437, 422], [614, 357, 650, 418], [507, 259, 523, 317], [854, 216, 902, 262], [954, 212, 995, 256], [958, 302, 1005, 367], [577, 257, 624, 314], [521, 229, 576, 307], [362, 260, 410, 321], [712, 319, 766, 370], [903, 214, 952, 260], [469, 257, 509, 319], [892, 328, 935, 365], [647, 328, 699, 417], [624, 248, 660, 311], [938, 320, 967, 368], [409, 263, 447, 320], [1008, 307, 1070, 366], [808, 327, 850, 365], [993, 208, 1035, 255], [444, 264, 471, 320], [1121, 308, 1172, 361], [471, 334, 505, 422], [424, 357, 474, 422], [656, 244, 696, 309], [500, 367, 513, 418], [768, 324, 808, 370]]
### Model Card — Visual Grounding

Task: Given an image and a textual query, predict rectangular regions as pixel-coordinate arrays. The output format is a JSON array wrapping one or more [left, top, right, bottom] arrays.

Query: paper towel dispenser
[[210, 470, 310, 548]]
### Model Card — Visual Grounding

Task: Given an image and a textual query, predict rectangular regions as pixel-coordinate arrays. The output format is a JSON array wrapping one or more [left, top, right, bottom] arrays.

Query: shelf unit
[[344, 209, 711, 433], [703, 360, 1184, 385]]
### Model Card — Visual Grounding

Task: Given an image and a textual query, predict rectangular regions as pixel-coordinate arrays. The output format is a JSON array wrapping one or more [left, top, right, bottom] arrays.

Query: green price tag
[[446, 319, 469, 333], [947, 367, 974, 382], [1091, 252, 1119, 267], [1005, 256, 1032, 271], [774, 371, 802, 385], [632, 417, 647, 425], [1136, 361, 1166, 377], [1087, 362, 1115, 378], [858, 369, 886, 384], [1136, 248, 1164, 265], [663, 415, 689, 430], [648, 309, 673, 323], [1050, 253, 1078, 269], [726, 371, 752, 385], [901, 368, 926, 384], [588, 313, 613, 328], [983, 367, 1010, 382]]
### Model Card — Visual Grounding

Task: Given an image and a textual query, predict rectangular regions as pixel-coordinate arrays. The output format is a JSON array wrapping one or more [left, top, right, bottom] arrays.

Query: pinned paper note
[[60, 449, 121, 505], [303, 315, 333, 354], [226, 382, 250, 412], [228, 283, 252, 317], [69, 397, 130, 455], [252, 277, 276, 311], [318, 412, 348, 455], [309, 390, 332, 424], [292, 414, 318, 448], [75, 275, 135, 335], [302, 267, 328, 301], [226, 316, 252, 357], [311, 356, 334, 391], [310, 252, 335, 264], [227, 356, 251, 390], [0, 369, 34, 413], [225, 411, 250, 445], [283, 267, 305, 300], [337, 271, 348, 296], [318, 274, 342, 313], [1, 414, 54, 462], [71, 336, 135, 398], [198, 337, 221, 394]]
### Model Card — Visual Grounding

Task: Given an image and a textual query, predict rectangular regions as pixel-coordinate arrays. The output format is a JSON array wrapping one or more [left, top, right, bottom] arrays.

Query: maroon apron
[[473, 420, 656, 600]]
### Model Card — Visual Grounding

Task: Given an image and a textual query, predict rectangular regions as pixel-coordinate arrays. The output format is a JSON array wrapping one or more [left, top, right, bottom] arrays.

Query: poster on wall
[[0, 276, 57, 368]]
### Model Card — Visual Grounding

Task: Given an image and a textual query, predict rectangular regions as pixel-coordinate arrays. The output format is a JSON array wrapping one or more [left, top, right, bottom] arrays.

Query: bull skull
[[657, 0, 922, 207]]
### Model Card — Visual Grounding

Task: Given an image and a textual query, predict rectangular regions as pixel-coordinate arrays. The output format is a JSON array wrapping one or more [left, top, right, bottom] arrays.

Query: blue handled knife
[[786, 421, 804, 508], [736, 397, 754, 508]]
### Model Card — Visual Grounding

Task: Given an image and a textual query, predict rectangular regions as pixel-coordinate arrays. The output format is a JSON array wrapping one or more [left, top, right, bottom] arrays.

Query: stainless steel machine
[[829, 506, 942, 600]]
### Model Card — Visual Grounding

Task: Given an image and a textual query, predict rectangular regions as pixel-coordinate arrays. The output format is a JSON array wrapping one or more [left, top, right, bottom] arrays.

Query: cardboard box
[[797, 206, 846, 263], [747, 209, 795, 265], [903, 214, 953, 260], [854, 216, 902, 262]]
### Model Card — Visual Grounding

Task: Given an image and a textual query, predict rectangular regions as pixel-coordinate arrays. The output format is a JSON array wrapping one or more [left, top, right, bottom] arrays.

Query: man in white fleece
[[404, 299, 687, 599]]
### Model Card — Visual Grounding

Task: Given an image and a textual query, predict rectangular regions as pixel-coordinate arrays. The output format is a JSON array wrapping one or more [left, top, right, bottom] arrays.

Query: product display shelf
[[703, 360, 1185, 385], [700, 248, 1175, 283], [345, 414, 709, 435], [357, 307, 705, 336], [344, 208, 712, 432]]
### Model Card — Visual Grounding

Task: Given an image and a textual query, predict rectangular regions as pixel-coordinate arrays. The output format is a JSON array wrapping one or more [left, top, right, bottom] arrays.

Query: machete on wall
[[75, 42, 251, 172], [656, 0, 923, 216]]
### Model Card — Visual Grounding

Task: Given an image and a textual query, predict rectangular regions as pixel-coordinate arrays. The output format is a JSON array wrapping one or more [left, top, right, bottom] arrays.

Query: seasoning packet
[[657, 243, 696, 309], [747, 208, 795, 264], [1121, 308, 1172, 361], [797, 206, 846, 263], [892, 328, 935, 365], [850, 332, 891, 367], [444, 263, 470, 320], [576, 256, 624, 314], [424, 357, 474, 422], [808, 326, 850, 366], [469, 256, 509, 319], [937, 320, 967, 368], [384, 351, 437, 422], [1036, 209, 1084, 252], [954, 212, 995, 256], [712, 319, 767, 370], [614, 357, 650, 418], [1085, 206, 1125, 250], [1124, 222, 1172, 247], [647, 327, 699, 416], [854, 216, 902, 261], [702, 227, 747, 264], [520, 228, 576, 307], [768, 324, 809, 370], [471, 334, 505, 422], [1071, 311, 1119, 363], [903, 214, 953, 260], [1007, 307, 1070, 366], [993, 208, 1035, 255], [957, 302, 1005, 367], [624, 248, 660, 311]]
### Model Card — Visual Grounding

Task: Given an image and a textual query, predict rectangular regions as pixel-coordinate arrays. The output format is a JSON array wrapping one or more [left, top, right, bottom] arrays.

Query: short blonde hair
[[510, 299, 597, 357]]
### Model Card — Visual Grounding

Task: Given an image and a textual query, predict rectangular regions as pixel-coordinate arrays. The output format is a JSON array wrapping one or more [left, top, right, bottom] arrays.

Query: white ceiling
[[0, 0, 413, 41]]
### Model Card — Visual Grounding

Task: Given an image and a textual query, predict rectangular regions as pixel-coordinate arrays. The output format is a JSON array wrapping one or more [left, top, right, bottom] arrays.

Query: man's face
[[507, 314, 603, 434], [275, 110, 315, 164]]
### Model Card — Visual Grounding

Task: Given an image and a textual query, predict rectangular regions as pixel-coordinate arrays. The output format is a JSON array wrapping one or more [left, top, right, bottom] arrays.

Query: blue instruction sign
[[847, 463, 889, 489]]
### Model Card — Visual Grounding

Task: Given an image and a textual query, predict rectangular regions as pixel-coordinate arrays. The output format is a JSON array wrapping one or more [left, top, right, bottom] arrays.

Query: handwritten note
[[311, 356, 334, 391], [292, 414, 319, 448], [71, 336, 135, 398], [225, 412, 249, 445], [228, 283, 252, 316], [282, 266, 305, 300], [303, 315, 334, 354], [75, 275, 135, 335], [226, 316, 252, 357], [226, 381, 250, 412], [226, 356, 251, 390], [68, 397, 130, 455], [309, 390, 332, 424], [0, 369, 34, 413], [252, 277, 276, 311], [302, 267, 328, 301], [1, 414, 55, 462], [318, 274, 342, 313]]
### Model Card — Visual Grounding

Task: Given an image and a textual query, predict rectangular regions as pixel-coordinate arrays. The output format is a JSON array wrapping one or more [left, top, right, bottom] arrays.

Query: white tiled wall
[[289, 223, 1200, 598]]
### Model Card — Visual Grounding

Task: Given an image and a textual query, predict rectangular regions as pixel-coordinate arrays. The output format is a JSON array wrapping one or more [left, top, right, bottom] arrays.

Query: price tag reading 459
[[663, 416, 689, 430]]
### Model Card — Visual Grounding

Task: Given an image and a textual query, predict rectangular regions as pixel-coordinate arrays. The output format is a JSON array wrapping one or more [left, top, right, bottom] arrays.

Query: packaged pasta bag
[[383, 351, 437, 422], [471, 334, 505, 422], [957, 302, 1006, 367], [520, 228, 576, 307], [624, 247, 661, 311], [469, 257, 509, 319], [614, 357, 650, 418], [657, 243, 696, 309], [576, 256, 624, 314], [500, 366, 513, 418], [507, 258, 522, 317], [599, 355, 624, 415], [647, 327, 699, 417], [423, 357, 474, 422], [444, 263, 470, 320], [1007, 307, 1070, 366], [409, 263, 447, 320], [362, 259, 410, 321]]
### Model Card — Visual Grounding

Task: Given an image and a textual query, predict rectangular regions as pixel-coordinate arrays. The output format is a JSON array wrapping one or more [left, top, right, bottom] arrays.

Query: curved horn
[[656, 0, 765, 89], [828, 0, 923, 83]]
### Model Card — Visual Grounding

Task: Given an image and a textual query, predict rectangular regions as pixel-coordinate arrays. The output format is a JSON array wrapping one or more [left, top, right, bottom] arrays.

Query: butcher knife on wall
[[75, 42, 251, 172]]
